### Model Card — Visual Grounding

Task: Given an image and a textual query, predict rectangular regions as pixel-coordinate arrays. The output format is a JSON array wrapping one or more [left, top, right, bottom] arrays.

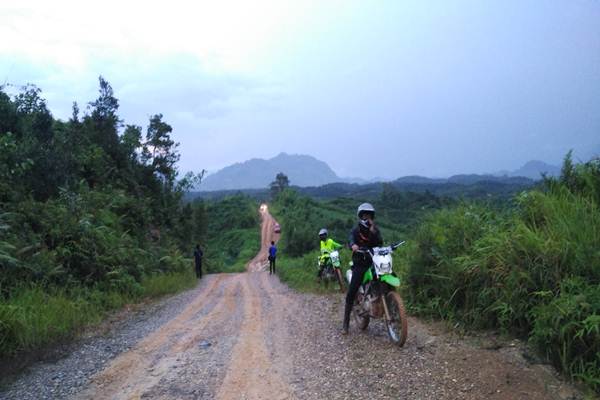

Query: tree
[[86, 76, 123, 167], [121, 124, 143, 163], [89, 76, 119, 121], [270, 172, 290, 198], [142, 114, 180, 187]]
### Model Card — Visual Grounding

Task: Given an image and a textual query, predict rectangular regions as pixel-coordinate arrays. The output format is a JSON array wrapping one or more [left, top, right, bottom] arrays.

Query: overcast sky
[[1, 1, 599, 179]]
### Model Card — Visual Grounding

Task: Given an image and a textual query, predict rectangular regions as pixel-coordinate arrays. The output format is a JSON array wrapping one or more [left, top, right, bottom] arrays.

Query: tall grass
[[277, 251, 353, 293], [0, 269, 196, 358], [405, 156, 600, 393]]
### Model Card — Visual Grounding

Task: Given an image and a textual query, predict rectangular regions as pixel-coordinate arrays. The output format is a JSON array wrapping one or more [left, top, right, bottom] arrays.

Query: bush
[[0, 269, 196, 357], [405, 156, 600, 392], [273, 190, 351, 257]]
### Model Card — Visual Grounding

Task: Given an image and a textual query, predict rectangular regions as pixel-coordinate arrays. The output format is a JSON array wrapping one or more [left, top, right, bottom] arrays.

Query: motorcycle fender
[[381, 274, 400, 287]]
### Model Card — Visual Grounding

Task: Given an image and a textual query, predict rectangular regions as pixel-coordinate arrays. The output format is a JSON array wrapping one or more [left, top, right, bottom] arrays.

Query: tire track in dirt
[[256, 271, 299, 378], [74, 274, 240, 400], [215, 268, 294, 399]]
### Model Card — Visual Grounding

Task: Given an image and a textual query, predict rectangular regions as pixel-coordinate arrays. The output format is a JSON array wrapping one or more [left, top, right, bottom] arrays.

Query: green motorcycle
[[318, 250, 345, 292], [346, 242, 408, 346]]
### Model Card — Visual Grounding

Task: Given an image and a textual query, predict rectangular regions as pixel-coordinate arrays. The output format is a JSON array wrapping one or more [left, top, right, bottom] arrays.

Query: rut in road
[[75, 271, 298, 400]]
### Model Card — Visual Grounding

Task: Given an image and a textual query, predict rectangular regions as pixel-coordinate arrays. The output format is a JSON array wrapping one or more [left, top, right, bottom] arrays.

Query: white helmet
[[357, 202, 375, 218], [318, 228, 328, 236]]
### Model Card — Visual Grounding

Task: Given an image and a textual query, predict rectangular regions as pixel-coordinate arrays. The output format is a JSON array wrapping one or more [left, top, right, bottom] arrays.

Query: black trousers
[[344, 252, 371, 319], [269, 257, 276, 274], [195, 262, 202, 278]]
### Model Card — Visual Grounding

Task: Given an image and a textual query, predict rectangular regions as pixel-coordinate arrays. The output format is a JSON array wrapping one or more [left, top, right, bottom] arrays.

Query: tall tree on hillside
[[13, 85, 58, 199], [270, 172, 290, 198], [142, 114, 180, 187], [121, 124, 143, 163], [87, 76, 122, 159]]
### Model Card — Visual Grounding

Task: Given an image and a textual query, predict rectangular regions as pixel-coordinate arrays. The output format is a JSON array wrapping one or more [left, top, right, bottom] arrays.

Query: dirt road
[[1, 207, 583, 400], [247, 205, 280, 272], [73, 208, 290, 400]]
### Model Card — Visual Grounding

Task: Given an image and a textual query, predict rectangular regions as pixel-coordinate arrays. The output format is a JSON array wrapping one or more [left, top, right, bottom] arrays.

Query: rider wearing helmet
[[318, 228, 343, 278], [342, 202, 383, 334]]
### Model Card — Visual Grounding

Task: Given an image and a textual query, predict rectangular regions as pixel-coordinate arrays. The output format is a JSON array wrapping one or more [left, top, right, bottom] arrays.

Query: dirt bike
[[346, 241, 408, 346], [318, 250, 345, 292]]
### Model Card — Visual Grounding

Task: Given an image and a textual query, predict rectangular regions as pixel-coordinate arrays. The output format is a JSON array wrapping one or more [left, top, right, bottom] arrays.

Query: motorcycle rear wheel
[[384, 291, 408, 347]]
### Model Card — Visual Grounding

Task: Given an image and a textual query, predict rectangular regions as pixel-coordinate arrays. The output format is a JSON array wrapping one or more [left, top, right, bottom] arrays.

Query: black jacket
[[194, 248, 203, 264], [348, 225, 383, 250]]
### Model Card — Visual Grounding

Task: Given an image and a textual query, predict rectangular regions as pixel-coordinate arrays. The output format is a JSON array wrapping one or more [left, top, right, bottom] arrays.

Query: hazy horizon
[[200, 151, 565, 181], [2, 1, 599, 179]]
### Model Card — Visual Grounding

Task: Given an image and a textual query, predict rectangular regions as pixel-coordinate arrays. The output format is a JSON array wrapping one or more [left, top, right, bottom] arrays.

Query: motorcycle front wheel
[[384, 291, 408, 347]]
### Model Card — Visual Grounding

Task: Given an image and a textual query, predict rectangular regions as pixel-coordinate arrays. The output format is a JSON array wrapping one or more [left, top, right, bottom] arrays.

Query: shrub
[[405, 156, 600, 392]]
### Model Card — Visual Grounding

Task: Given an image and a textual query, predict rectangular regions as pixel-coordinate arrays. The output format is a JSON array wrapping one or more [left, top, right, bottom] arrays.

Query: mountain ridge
[[199, 153, 342, 191], [198, 153, 560, 191]]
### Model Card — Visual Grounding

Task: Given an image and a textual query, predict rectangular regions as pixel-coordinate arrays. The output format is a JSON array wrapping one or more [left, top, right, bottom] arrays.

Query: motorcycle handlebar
[[391, 241, 406, 250], [355, 241, 406, 253]]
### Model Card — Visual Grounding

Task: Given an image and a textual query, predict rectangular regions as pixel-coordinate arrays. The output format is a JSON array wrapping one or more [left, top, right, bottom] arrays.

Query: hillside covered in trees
[[0, 78, 208, 357]]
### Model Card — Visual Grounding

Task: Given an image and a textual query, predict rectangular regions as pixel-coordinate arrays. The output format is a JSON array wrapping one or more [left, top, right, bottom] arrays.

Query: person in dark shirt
[[343, 203, 383, 334], [268, 241, 277, 275], [194, 244, 204, 279]]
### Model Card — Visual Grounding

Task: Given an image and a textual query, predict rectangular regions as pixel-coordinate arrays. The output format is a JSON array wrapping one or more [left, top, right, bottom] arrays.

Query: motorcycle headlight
[[379, 262, 391, 273]]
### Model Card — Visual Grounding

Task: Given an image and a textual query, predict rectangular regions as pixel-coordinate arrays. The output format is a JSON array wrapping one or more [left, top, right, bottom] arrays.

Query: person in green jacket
[[318, 228, 343, 279]]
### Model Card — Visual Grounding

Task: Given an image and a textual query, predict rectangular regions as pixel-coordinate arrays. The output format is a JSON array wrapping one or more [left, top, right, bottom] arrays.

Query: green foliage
[[270, 172, 290, 198], [271, 188, 415, 293], [276, 251, 353, 293], [272, 189, 353, 257], [405, 156, 600, 392], [200, 194, 260, 273], [0, 269, 195, 357], [379, 183, 454, 227], [0, 80, 207, 357]]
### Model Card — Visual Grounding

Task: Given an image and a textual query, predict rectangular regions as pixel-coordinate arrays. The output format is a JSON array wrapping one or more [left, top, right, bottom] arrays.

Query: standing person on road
[[194, 244, 204, 279], [343, 203, 382, 334], [268, 241, 277, 275]]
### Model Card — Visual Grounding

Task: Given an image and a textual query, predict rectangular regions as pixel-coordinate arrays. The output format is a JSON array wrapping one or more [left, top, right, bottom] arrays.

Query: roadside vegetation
[[199, 194, 261, 273], [406, 153, 600, 393], [271, 153, 600, 394], [0, 80, 206, 358], [269, 187, 444, 292]]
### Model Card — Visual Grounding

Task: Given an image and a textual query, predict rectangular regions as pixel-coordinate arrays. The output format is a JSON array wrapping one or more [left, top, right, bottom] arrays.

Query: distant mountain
[[492, 160, 560, 180], [196, 153, 557, 192], [388, 173, 533, 186], [509, 160, 561, 179], [394, 175, 445, 184], [199, 153, 342, 191]]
